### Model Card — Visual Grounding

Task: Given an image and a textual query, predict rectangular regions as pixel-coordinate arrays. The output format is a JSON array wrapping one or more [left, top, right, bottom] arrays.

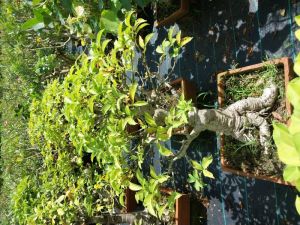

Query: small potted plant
[[217, 57, 294, 184]]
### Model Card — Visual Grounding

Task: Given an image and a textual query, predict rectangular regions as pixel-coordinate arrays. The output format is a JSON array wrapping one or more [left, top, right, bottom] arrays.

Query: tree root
[[164, 84, 278, 166]]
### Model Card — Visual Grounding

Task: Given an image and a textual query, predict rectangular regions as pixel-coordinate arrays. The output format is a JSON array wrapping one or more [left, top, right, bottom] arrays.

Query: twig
[[27, 37, 71, 51]]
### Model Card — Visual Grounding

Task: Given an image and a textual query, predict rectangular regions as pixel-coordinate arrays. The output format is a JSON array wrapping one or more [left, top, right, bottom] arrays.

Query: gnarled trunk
[[166, 84, 278, 164]]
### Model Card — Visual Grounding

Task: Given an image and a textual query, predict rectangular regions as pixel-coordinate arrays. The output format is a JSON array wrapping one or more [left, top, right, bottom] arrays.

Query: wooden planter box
[[217, 57, 293, 185], [160, 188, 190, 225], [170, 77, 197, 104], [126, 188, 190, 225], [154, 0, 190, 28], [125, 188, 138, 213]]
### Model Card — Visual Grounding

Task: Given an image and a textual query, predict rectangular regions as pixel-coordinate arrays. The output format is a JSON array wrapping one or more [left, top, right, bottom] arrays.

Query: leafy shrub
[[273, 15, 300, 214], [13, 12, 213, 224]]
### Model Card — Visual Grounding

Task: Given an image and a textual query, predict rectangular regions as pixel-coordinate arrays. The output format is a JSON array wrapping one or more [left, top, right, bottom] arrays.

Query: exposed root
[[167, 84, 278, 165]]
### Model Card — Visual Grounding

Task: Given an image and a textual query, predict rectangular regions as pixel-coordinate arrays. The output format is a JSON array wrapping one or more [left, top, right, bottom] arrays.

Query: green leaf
[[157, 142, 173, 157], [138, 35, 145, 49], [194, 180, 203, 191], [157, 174, 169, 184], [287, 78, 300, 107], [100, 10, 120, 33], [127, 117, 137, 125], [202, 155, 213, 169], [176, 31, 182, 44], [162, 40, 170, 48], [145, 33, 154, 46], [289, 114, 300, 135], [150, 165, 158, 179], [96, 29, 105, 46], [32, 0, 41, 5], [156, 126, 170, 141], [296, 196, 300, 214], [64, 97, 73, 104], [203, 169, 214, 179], [126, 117, 137, 126], [136, 22, 149, 33], [171, 191, 182, 201], [136, 169, 145, 185], [132, 101, 148, 107], [119, 192, 125, 206], [191, 160, 203, 171], [145, 112, 157, 127], [56, 195, 65, 203], [273, 122, 300, 166], [166, 191, 181, 208], [125, 105, 131, 116], [296, 15, 300, 26], [57, 208, 64, 216], [129, 83, 138, 103], [168, 26, 175, 41], [125, 11, 135, 27], [283, 165, 300, 182], [188, 174, 196, 183], [294, 59, 300, 76], [102, 39, 112, 52], [134, 18, 147, 28], [156, 46, 164, 54], [135, 191, 143, 203], [157, 204, 167, 219], [146, 199, 156, 216], [180, 37, 193, 46], [296, 29, 300, 41], [74, 6, 85, 16], [129, 182, 142, 191], [117, 94, 127, 110], [293, 132, 300, 152], [21, 17, 44, 30]]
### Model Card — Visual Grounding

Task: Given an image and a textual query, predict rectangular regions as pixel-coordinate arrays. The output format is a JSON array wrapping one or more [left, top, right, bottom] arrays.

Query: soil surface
[[222, 65, 286, 178]]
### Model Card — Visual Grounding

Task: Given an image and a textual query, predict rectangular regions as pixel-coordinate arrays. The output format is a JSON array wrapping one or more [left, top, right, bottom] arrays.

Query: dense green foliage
[[22, 0, 152, 39], [0, 0, 84, 223], [10, 10, 213, 224], [0, 1, 211, 224], [273, 16, 300, 214]]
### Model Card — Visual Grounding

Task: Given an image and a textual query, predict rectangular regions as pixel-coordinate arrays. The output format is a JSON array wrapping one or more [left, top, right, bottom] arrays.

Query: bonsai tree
[[14, 12, 280, 224], [14, 12, 212, 225], [273, 15, 300, 214]]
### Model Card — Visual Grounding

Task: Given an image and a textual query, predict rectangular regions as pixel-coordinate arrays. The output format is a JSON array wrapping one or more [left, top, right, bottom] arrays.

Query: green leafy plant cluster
[[22, 0, 152, 39], [273, 16, 300, 214], [13, 12, 214, 224], [0, 1, 77, 223]]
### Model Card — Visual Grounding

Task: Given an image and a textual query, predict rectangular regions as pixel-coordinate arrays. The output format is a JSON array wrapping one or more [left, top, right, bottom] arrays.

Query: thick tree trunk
[[168, 84, 278, 163]]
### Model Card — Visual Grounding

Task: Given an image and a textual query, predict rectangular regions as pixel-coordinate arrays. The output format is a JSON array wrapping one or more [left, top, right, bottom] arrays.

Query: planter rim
[[217, 57, 294, 186], [153, 0, 190, 28]]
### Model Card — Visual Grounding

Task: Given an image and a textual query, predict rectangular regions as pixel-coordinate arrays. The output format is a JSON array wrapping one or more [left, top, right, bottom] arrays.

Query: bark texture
[[168, 84, 278, 162]]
